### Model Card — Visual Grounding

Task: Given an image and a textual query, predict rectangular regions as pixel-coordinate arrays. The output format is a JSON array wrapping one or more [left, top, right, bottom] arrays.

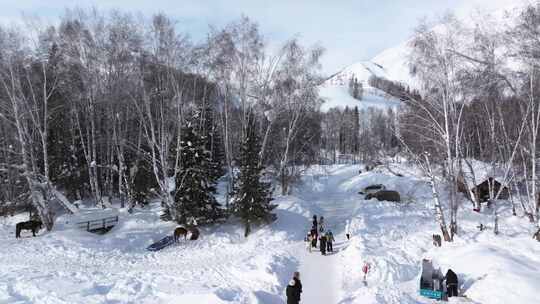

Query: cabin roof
[[457, 159, 505, 189]]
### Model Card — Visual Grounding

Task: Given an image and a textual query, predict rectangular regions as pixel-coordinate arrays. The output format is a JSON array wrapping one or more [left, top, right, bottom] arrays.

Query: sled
[[147, 235, 175, 251], [419, 259, 444, 300], [420, 288, 443, 300]]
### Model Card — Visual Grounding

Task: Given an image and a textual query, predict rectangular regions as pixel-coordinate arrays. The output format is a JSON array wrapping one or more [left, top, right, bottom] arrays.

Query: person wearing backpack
[[326, 230, 335, 253], [319, 234, 327, 255]]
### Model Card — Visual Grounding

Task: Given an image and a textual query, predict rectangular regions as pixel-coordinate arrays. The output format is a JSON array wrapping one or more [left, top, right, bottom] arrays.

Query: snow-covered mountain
[[319, 39, 412, 112], [325, 39, 414, 90], [320, 2, 530, 112], [319, 59, 403, 112], [370, 39, 416, 87]]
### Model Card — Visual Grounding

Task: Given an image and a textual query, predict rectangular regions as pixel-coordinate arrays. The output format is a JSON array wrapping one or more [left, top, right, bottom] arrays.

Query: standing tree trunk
[[425, 153, 451, 242]]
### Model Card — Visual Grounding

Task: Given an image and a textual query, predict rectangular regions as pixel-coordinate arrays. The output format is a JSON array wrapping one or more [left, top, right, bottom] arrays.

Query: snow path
[[296, 166, 361, 304], [294, 165, 439, 304]]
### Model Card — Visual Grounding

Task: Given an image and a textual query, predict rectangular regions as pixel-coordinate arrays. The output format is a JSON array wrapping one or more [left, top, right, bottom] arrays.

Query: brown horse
[[173, 227, 188, 242]]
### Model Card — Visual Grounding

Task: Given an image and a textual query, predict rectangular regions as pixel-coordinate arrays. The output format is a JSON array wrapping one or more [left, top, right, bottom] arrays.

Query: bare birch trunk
[[425, 153, 451, 242]]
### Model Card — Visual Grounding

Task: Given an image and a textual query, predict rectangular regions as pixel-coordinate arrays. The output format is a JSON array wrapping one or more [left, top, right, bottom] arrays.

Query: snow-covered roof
[[458, 159, 506, 189]]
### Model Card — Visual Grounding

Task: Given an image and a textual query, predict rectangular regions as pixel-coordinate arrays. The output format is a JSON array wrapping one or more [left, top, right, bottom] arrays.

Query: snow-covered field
[[1, 164, 539, 303]]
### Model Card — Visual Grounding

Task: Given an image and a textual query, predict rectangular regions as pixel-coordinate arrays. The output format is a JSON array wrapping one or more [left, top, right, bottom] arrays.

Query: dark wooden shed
[[471, 177, 509, 202]]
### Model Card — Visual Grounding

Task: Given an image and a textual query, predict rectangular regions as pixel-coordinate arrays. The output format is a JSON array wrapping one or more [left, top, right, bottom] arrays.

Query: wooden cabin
[[471, 177, 509, 202]]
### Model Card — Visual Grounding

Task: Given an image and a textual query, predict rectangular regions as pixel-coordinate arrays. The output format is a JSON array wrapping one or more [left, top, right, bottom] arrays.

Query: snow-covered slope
[[371, 39, 416, 88], [2, 164, 539, 304], [319, 85, 400, 112], [319, 60, 401, 112]]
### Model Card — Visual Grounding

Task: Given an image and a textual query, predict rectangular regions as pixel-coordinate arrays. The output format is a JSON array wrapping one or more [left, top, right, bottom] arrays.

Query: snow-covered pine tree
[[353, 106, 360, 154], [131, 157, 156, 206], [197, 102, 226, 183], [231, 114, 277, 237], [348, 76, 362, 100], [173, 123, 224, 225], [353, 78, 359, 99]]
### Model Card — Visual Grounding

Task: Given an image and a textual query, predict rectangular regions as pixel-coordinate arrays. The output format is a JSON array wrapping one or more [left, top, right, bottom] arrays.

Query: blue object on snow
[[420, 288, 443, 300], [147, 235, 175, 251]]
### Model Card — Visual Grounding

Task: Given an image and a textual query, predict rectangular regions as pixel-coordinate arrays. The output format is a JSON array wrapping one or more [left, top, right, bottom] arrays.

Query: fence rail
[[76, 216, 118, 232]]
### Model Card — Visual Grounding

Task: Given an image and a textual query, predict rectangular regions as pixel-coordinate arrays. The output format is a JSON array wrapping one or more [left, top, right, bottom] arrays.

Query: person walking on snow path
[[319, 234, 327, 255], [326, 230, 335, 253], [345, 220, 351, 240], [445, 269, 458, 298], [362, 262, 371, 285], [310, 226, 318, 248], [286, 271, 302, 304], [319, 216, 325, 233], [305, 233, 312, 252], [312, 215, 319, 246]]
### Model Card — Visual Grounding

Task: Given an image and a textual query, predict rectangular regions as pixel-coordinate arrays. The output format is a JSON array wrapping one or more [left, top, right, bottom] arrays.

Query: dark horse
[[173, 226, 200, 242], [16, 220, 42, 238], [173, 227, 188, 242]]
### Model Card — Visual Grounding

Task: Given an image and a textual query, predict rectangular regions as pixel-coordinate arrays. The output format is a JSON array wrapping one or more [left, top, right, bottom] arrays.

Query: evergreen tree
[[197, 102, 226, 182], [356, 80, 363, 100], [353, 78, 359, 99], [348, 76, 362, 100], [231, 114, 276, 237], [348, 76, 355, 97], [131, 156, 156, 206], [173, 123, 224, 225], [353, 106, 360, 154]]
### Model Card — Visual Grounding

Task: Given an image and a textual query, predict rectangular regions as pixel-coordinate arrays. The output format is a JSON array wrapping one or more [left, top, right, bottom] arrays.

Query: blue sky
[[0, 0, 518, 73]]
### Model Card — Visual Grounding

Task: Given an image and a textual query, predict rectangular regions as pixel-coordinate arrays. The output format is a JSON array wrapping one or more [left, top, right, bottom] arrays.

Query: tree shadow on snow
[[254, 291, 285, 304], [270, 208, 312, 241]]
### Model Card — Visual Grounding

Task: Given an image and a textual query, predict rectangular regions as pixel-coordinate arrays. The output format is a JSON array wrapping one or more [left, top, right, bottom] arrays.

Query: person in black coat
[[445, 269, 458, 297], [310, 226, 318, 248], [286, 272, 302, 304], [319, 234, 327, 255]]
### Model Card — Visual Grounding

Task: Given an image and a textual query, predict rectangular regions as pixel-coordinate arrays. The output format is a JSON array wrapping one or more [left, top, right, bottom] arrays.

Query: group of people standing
[[305, 215, 335, 255]]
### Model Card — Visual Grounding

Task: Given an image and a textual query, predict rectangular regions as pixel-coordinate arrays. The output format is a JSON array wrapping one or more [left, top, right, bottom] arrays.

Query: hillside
[[319, 60, 401, 112]]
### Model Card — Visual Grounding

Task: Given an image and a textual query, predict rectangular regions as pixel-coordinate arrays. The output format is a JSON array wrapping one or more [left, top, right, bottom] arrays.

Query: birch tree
[[407, 16, 467, 240]]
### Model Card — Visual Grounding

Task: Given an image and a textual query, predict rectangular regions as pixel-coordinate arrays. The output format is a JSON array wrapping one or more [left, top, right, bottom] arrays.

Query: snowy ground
[[1, 164, 539, 303]]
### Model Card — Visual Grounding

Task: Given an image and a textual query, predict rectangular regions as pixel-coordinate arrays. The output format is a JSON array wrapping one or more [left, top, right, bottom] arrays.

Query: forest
[[2, 4, 540, 241]]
